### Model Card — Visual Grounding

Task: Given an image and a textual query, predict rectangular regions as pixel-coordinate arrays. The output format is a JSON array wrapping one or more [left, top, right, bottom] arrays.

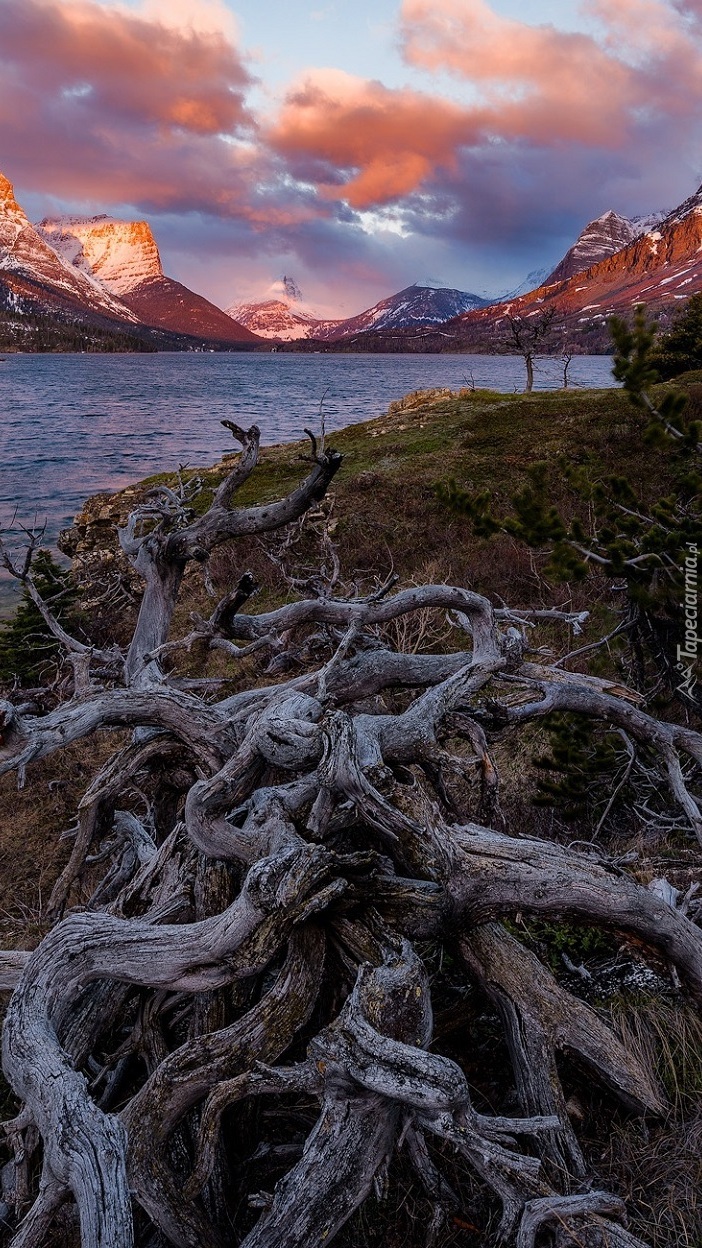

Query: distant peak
[[415, 276, 449, 289], [266, 275, 303, 303], [283, 275, 302, 301]]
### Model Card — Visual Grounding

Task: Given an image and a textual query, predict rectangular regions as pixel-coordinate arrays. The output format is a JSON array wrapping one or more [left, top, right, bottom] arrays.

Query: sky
[[2, 0, 702, 317]]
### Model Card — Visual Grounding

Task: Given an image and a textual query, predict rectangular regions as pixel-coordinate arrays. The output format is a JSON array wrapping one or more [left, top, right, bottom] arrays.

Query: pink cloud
[[4, 0, 702, 224], [267, 69, 483, 209], [0, 0, 330, 231], [0, 0, 253, 136], [264, 2, 702, 216], [398, 0, 702, 145], [584, 0, 691, 52], [2, 0, 702, 312], [400, 0, 608, 84]]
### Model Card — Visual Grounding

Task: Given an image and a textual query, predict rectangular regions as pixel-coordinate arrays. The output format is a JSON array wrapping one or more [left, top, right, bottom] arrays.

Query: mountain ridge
[[544, 210, 641, 285], [0, 175, 260, 346], [434, 186, 702, 352], [4, 164, 702, 355], [229, 280, 490, 342]]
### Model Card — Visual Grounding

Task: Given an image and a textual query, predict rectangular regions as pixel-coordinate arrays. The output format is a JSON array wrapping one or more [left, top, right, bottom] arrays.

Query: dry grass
[[0, 736, 119, 946], [596, 1000, 702, 1248]]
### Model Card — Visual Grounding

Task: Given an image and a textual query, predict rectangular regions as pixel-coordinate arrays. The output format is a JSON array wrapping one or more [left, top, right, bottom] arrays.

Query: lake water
[[0, 351, 617, 610]]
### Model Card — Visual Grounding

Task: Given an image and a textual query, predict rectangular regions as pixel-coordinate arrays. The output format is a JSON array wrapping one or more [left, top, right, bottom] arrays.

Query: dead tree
[[0, 420, 700, 1248], [505, 308, 558, 392]]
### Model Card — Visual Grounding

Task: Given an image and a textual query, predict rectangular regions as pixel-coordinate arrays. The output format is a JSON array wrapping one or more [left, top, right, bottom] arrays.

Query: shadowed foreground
[[0, 418, 699, 1248]]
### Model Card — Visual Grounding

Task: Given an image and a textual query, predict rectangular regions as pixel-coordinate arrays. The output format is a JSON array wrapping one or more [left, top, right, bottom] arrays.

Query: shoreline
[[2, 377, 627, 621], [0, 367, 620, 619]]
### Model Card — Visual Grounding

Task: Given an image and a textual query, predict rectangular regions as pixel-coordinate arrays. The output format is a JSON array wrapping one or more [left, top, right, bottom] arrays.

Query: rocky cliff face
[[38, 216, 163, 295], [0, 174, 139, 321], [545, 210, 640, 284]]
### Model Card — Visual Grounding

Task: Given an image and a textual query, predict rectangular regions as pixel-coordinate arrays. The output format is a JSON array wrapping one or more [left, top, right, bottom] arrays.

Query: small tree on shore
[[441, 307, 700, 712], [505, 306, 558, 391]]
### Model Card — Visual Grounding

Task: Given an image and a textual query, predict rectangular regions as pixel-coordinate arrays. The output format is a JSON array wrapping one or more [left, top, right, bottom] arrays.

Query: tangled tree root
[[0, 422, 699, 1247]]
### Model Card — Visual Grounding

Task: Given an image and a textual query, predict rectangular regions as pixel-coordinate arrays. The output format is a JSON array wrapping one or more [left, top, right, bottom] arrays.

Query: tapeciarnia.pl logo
[[677, 542, 699, 696]]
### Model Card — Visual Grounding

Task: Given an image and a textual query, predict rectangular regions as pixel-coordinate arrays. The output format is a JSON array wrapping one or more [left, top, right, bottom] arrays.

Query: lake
[[0, 351, 617, 609]]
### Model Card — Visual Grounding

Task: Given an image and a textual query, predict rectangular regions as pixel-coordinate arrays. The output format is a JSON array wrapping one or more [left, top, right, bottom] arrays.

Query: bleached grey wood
[[0, 952, 29, 991]]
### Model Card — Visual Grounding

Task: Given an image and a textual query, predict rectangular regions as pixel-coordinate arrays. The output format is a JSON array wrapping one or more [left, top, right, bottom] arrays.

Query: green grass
[[95, 381, 675, 646]]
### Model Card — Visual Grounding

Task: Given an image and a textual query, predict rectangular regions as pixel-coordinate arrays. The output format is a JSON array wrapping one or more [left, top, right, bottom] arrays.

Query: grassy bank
[[128, 379, 680, 622]]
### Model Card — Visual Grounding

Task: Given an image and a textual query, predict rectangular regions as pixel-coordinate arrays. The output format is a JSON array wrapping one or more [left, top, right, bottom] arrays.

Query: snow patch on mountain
[[225, 299, 326, 341], [227, 277, 488, 341], [226, 275, 334, 340], [631, 208, 669, 235], [487, 267, 553, 303]]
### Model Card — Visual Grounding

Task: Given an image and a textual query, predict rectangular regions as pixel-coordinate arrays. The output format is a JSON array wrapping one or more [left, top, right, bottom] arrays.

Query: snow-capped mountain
[[545, 211, 641, 285], [630, 209, 669, 236], [225, 300, 324, 340], [483, 210, 668, 304], [0, 173, 140, 322], [27, 201, 257, 344], [438, 181, 702, 351], [316, 283, 489, 341], [226, 276, 331, 341], [0, 172, 260, 344], [226, 275, 341, 341], [39, 215, 163, 295], [228, 278, 488, 342], [487, 267, 554, 303]]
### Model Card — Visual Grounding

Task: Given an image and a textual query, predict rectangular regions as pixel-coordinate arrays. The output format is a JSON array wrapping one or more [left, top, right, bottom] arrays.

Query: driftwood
[[0, 421, 698, 1247]]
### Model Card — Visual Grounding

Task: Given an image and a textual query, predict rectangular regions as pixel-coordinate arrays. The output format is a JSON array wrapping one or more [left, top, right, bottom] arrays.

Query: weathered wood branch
[[461, 923, 664, 1180], [448, 823, 702, 999], [120, 432, 341, 684], [1, 847, 352, 1242], [494, 665, 702, 843], [124, 928, 325, 1248], [0, 688, 235, 780]]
